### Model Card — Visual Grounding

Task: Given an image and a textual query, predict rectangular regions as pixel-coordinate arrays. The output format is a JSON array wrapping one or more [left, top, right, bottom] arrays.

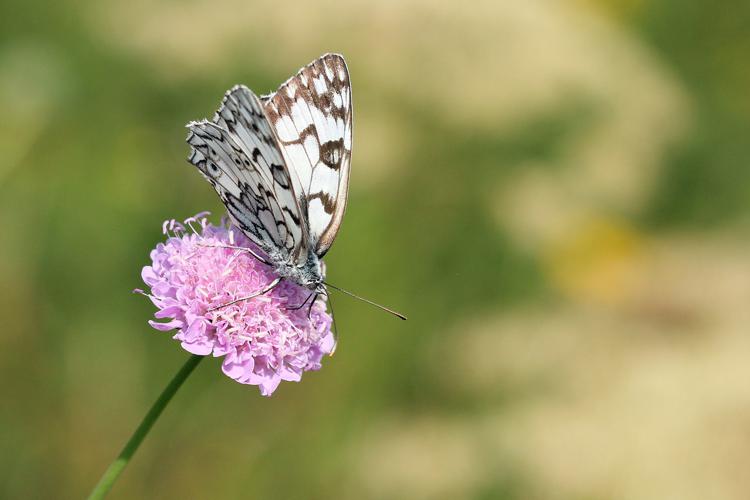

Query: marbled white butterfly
[[186, 53, 405, 319]]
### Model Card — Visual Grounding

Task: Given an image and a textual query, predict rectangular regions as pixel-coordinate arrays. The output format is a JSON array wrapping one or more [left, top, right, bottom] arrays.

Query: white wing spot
[[311, 160, 339, 192], [313, 75, 327, 95], [284, 143, 312, 187], [303, 134, 320, 164], [276, 114, 299, 142], [326, 114, 339, 141], [291, 101, 313, 131], [335, 117, 344, 140], [285, 82, 297, 98], [309, 105, 329, 143], [308, 198, 330, 237]]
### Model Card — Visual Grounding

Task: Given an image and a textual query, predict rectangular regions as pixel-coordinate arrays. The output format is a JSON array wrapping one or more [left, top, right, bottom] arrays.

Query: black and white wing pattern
[[263, 53, 352, 257], [186, 85, 309, 263]]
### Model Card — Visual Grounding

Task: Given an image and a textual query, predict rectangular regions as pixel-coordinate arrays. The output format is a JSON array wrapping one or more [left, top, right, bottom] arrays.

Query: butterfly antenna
[[323, 282, 407, 320]]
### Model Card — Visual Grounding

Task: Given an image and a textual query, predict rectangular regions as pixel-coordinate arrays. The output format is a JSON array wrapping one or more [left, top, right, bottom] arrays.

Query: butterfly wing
[[186, 86, 309, 263], [263, 53, 352, 257]]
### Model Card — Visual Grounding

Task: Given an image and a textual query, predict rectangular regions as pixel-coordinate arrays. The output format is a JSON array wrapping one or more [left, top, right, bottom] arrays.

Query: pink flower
[[139, 213, 334, 396]]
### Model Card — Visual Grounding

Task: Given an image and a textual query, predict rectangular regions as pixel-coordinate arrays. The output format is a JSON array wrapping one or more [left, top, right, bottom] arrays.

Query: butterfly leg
[[306, 293, 318, 320], [286, 291, 315, 311], [208, 277, 282, 312], [285, 292, 321, 319], [196, 243, 271, 265]]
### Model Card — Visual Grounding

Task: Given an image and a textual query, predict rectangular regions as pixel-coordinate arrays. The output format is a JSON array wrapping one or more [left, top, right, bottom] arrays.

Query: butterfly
[[186, 53, 405, 319]]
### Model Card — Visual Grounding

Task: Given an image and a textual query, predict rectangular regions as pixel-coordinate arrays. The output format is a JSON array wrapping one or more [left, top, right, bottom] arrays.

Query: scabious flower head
[[139, 213, 334, 396]]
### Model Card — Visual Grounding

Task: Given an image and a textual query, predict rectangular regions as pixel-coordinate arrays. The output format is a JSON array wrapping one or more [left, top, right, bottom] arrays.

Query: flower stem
[[87, 354, 204, 500]]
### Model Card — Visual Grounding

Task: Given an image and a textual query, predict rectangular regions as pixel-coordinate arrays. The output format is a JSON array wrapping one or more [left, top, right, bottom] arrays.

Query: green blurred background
[[2, 0, 750, 498]]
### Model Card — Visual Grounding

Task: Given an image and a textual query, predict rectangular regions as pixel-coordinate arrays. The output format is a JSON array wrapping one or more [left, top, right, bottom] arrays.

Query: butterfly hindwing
[[263, 53, 352, 257]]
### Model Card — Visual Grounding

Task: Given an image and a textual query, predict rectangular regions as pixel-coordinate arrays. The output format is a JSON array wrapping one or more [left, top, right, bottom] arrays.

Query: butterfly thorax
[[273, 251, 325, 292]]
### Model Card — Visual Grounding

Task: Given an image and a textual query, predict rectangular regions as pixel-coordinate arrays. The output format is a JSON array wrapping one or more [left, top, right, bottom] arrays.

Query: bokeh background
[[2, 0, 750, 498]]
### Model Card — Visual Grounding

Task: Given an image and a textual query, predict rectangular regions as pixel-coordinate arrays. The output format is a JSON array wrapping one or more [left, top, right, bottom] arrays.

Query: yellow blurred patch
[[544, 218, 644, 305]]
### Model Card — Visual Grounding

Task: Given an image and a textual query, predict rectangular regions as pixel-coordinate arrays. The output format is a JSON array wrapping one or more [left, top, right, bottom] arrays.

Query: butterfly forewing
[[210, 85, 309, 261], [186, 87, 308, 262], [263, 53, 352, 257]]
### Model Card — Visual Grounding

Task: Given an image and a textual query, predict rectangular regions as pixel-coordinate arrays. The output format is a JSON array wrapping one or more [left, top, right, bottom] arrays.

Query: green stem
[[87, 354, 204, 500]]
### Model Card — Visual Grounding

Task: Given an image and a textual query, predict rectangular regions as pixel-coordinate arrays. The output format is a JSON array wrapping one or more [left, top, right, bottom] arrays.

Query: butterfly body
[[273, 250, 325, 293], [186, 54, 352, 296]]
